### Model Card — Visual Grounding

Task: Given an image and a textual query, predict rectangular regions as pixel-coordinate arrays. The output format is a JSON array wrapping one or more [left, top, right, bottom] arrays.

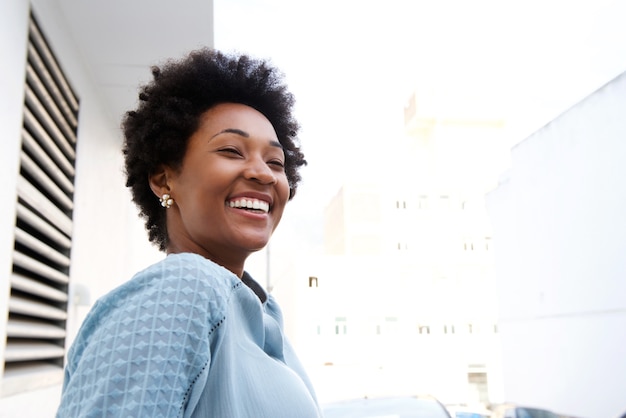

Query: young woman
[[57, 48, 320, 418]]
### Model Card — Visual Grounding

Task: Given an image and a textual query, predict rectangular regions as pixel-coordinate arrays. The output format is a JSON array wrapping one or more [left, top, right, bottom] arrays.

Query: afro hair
[[122, 48, 306, 251]]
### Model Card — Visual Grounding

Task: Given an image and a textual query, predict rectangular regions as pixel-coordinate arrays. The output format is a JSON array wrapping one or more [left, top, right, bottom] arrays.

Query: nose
[[244, 157, 277, 185]]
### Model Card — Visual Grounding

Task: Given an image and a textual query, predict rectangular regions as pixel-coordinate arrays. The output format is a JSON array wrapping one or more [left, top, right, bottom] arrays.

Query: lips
[[227, 198, 270, 213]]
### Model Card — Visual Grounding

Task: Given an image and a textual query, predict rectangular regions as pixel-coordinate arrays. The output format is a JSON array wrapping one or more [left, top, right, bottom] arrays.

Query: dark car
[[322, 395, 453, 418], [491, 404, 559, 418]]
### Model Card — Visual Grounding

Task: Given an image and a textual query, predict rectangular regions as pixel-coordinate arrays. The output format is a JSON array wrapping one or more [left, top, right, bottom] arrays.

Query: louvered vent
[[3, 11, 79, 393]]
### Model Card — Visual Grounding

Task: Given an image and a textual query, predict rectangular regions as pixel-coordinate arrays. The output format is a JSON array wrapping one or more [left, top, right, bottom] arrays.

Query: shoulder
[[60, 254, 246, 416], [105, 252, 241, 314], [132, 252, 242, 296], [67, 253, 243, 366]]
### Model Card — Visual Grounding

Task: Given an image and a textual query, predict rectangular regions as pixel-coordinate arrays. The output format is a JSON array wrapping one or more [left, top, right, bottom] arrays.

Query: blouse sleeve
[[56, 255, 229, 418]]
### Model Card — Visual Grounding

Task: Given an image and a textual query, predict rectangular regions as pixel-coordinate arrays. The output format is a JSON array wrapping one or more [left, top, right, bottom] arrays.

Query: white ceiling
[[54, 0, 214, 123]]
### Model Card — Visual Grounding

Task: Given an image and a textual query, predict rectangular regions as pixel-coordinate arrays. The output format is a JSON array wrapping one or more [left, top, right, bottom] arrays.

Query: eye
[[218, 147, 243, 157], [268, 159, 285, 169]]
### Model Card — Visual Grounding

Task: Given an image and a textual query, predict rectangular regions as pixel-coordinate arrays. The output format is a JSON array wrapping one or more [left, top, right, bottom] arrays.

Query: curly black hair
[[122, 48, 306, 251]]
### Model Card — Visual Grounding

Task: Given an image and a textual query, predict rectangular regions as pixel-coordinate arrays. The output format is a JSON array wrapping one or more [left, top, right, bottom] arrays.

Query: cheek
[[277, 176, 291, 203]]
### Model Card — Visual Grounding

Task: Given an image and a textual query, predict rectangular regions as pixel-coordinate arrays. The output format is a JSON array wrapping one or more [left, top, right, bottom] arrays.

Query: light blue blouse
[[57, 253, 321, 417]]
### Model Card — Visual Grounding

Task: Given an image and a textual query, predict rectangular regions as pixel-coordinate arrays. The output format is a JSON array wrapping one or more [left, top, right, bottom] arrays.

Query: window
[[376, 317, 399, 335], [334, 317, 347, 335], [464, 237, 492, 252], [467, 371, 489, 404], [418, 195, 428, 209], [2, 11, 79, 396]]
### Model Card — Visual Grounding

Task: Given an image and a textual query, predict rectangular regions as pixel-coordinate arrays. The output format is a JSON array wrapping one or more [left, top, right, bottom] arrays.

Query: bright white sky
[[213, 0, 626, 248]]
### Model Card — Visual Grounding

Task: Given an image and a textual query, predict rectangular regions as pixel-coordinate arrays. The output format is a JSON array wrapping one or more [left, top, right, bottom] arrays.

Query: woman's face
[[159, 103, 290, 273]]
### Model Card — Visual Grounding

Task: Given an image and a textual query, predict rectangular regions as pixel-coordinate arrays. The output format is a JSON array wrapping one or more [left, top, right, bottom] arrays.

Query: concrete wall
[[487, 72, 626, 418]]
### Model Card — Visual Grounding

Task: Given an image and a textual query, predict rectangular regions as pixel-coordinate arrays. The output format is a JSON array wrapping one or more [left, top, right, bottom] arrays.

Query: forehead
[[198, 103, 278, 138]]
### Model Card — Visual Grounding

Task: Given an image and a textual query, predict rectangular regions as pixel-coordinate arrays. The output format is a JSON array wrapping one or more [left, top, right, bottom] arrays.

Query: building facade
[[487, 71, 626, 418], [273, 87, 510, 407]]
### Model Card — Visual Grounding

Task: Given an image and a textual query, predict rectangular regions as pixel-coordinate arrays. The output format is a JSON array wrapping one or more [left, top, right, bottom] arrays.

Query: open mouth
[[227, 198, 270, 214]]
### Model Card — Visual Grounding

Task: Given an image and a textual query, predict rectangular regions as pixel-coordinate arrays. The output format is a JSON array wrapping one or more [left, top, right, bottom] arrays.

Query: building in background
[[487, 71, 626, 418], [0, 0, 213, 414], [273, 87, 510, 406]]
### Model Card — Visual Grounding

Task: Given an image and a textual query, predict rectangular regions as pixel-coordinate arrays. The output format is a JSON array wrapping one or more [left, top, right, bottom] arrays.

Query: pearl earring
[[160, 193, 174, 208]]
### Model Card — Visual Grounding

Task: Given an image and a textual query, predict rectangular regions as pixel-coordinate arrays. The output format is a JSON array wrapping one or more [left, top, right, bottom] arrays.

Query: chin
[[242, 238, 271, 252], [249, 242, 270, 252], [235, 230, 272, 253]]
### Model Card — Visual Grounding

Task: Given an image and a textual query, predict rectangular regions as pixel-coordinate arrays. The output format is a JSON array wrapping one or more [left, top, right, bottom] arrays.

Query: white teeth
[[228, 198, 269, 213]]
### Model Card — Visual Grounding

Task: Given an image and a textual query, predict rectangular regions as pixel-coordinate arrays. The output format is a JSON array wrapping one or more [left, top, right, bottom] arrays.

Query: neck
[[166, 244, 247, 278]]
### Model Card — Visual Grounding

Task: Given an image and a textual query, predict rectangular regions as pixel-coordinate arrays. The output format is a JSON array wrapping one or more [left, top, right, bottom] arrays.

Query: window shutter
[[2, 11, 79, 396]]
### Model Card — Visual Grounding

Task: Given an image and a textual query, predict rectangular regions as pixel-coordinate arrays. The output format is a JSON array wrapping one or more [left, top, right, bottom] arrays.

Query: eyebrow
[[211, 128, 283, 149], [212, 128, 249, 138]]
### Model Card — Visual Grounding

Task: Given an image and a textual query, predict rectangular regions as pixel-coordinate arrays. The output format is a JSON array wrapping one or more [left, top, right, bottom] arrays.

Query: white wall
[[0, 0, 30, 375], [0, 1, 160, 415], [487, 72, 626, 418]]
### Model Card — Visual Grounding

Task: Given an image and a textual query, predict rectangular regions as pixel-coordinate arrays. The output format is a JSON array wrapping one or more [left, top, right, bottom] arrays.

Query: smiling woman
[[155, 103, 291, 276], [55, 49, 320, 418]]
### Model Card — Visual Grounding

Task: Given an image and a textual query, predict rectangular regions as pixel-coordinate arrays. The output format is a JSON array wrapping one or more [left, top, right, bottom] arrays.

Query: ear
[[149, 164, 173, 198]]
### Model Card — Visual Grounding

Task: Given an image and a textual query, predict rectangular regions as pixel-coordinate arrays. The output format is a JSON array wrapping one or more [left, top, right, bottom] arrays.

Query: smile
[[227, 198, 270, 214]]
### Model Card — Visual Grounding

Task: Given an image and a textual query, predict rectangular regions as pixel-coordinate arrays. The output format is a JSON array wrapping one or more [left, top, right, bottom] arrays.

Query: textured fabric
[[57, 253, 321, 418]]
